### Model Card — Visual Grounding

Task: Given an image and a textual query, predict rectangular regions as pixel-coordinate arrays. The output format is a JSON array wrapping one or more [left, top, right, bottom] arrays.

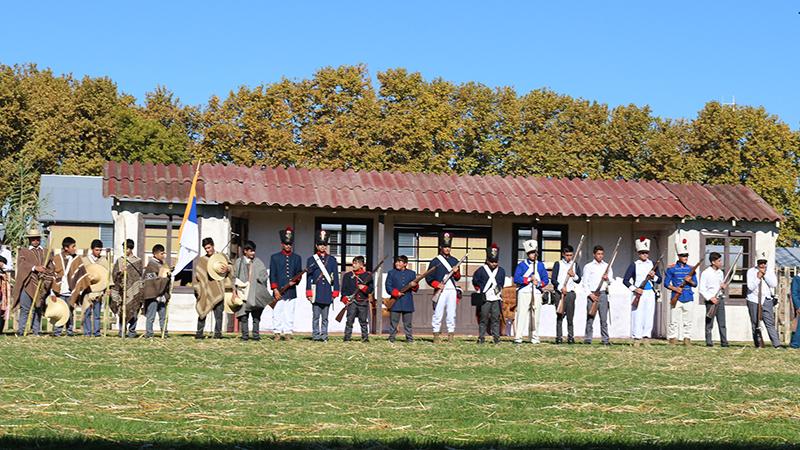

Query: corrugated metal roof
[[102, 161, 782, 222], [776, 247, 800, 268], [40, 175, 113, 224]]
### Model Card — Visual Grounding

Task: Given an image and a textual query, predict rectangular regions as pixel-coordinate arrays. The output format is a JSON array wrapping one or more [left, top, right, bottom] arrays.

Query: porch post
[[376, 214, 385, 335]]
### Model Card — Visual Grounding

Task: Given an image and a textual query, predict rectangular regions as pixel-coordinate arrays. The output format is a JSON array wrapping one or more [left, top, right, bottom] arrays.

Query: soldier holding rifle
[[581, 244, 615, 346], [698, 252, 729, 347], [385, 255, 419, 343], [339, 255, 374, 342], [623, 237, 660, 347], [664, 237, 698, 346], [551, 243, 582, 344], [746, 250, 780, 348]]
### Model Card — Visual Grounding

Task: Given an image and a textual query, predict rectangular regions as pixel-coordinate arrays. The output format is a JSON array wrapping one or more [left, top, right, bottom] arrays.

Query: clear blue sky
[[2, 1, 798, 127]]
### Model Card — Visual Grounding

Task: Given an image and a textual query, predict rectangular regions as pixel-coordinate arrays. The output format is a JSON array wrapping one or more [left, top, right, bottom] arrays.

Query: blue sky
[[2, 1, 798, 127]]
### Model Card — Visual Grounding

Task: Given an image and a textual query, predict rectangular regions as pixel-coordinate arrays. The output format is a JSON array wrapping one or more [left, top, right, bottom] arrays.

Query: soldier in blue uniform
[[340, 255, 374, 342], [472, 243, 505, 344], [306, 230, 340, 342], [664, 236, 697, 346], [385, 255, 418, 343], [269, 227, 303, 341], [426, 232, 461, 343]]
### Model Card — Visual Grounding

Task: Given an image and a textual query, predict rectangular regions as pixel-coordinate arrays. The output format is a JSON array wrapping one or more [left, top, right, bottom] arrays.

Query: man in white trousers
[[622, 237, 660, 347], [425, 232, 461, 343], [269, 227, 303, 341], [664, 237, 698, 346], [513, 240, 549, 344]]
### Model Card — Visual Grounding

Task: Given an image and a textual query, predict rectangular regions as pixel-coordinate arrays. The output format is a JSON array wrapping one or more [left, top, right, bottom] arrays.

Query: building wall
[[110, 202, 781, 342], [47, 224, 108, 250]]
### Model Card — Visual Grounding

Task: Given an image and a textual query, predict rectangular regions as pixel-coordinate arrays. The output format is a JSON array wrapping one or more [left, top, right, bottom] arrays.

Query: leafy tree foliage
[[1, 63, 797, 243]]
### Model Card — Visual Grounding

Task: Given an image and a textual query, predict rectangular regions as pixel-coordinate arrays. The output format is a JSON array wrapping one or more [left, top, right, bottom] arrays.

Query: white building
[[103, 161, 782, 342]]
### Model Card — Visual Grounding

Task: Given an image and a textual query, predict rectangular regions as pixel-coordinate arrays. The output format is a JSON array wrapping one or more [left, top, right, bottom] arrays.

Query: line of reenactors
[[0, 225, 788, 347]]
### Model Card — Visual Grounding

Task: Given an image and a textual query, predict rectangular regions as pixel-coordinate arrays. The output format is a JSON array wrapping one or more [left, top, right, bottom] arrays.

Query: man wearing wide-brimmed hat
[[194, 237, 232, 339], [12, 225, 54, 336], [111, 239, 144, 338]]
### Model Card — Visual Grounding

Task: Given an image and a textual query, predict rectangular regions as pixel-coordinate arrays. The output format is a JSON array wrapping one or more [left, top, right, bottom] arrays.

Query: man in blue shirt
[[664, 236, 698, 346], [513, 240, 549, 344], [790, 274, 800, 349], [385, 255, 419, 343]]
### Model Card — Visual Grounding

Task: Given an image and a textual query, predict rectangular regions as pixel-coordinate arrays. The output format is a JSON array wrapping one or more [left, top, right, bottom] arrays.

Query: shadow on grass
[[1, 437, 798, 450]]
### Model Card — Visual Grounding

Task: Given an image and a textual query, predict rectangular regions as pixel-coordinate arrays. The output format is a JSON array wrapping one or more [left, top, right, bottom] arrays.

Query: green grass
[[0, 334, 798, 450]]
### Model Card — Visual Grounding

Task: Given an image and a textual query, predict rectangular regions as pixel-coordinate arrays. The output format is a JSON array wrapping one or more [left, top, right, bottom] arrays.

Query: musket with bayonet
[[588, 237, 621, 318], [556, 235, 584, 316], [383, 265, 437, 310], [430, 252, 470, 304], [706, 251, 742, 319], [631, 252, 663, 309], [335, 255, 387, 323]]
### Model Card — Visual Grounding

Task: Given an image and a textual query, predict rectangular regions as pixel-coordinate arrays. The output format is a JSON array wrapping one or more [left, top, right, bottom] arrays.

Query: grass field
[[0, 334, 798, 450]]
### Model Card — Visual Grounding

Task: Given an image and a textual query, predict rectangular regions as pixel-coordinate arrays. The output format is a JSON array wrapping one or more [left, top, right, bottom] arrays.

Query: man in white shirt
[[699, 252, 728, 347], [551, 244, 582, 344], [52, 237, 79, 337], [582, 245, 613, 346], [746, 250, 780, 348]]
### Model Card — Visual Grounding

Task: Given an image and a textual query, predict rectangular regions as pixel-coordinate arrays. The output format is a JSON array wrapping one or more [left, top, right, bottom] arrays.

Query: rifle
[[588, 237, 621, 318], [706, 251, 742, 319], [383, 265, 436, 310], [669, 260, 702, 308], [556, 235, 584, 316], [23, 246, 54, 336], [631, 253, 663, 309], [335, 256, 387, 323], [430, 252, 470, 304], [268, 269, 308, 309]]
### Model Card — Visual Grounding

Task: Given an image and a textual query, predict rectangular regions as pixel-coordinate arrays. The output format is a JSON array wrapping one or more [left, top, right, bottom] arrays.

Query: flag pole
[[162, 160, 201, 339]]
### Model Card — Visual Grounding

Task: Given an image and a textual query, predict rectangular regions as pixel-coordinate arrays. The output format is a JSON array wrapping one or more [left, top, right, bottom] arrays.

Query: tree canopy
[[1, 63, 797, 243]]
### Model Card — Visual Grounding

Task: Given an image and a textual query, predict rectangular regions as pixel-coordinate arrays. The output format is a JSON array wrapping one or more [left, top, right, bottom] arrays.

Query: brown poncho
[[193, 254, 232, 319], [11, 247, 54, 309], [110, 255, 144, 319]]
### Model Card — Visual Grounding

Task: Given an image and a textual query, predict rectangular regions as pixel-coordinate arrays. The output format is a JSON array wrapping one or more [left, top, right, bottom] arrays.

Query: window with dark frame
[[393, 225, 490, 285], [701, 232, 753, 303], [512, 224, 569, 274], [142, 214, 193, 287], [315, 218, 373, 273]]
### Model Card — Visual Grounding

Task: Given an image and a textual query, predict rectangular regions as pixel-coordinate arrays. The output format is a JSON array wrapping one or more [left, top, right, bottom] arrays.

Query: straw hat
[[25, 226, 42, 239], [158, 265, 171, 279], [44, 296, 70, 327], [84, 263, 110, 293], [208, 253, 230, 281], [224, 291, 244, 313]]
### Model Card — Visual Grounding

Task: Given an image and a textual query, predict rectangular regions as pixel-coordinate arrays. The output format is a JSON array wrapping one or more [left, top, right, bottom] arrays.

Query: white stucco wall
[[110, 205, 781, 342]]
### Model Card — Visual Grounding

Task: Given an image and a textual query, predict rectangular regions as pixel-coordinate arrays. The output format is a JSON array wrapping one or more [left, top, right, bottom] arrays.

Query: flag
[[173, 163, 201, 278]]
